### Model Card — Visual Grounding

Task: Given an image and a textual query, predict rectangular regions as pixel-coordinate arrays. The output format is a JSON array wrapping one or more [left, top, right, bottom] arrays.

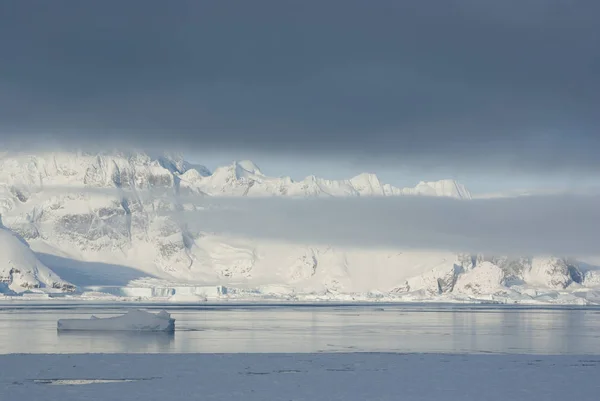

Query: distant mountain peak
[[234, 160, 263, 176], [404, 179, 472, 200], [0, 149, 595, 304]]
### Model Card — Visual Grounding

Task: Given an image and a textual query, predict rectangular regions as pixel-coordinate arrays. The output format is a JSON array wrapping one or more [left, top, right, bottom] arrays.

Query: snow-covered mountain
[[0, 151, 597, 304], [177, 159, 472, 199], [0, 222, 74, 294]]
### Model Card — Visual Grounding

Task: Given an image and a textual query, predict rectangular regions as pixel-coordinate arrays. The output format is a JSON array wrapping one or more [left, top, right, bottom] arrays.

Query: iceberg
[[57, 309, 175, 332]]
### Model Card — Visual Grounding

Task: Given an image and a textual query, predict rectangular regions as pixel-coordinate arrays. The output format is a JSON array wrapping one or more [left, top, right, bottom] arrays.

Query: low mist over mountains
[[0, 151, 597, 303]]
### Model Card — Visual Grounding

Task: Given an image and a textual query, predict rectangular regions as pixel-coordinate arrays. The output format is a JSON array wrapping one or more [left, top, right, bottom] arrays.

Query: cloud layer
[[9, 183, 599, 256], [171, 195, 600, 257], [1, 1, 599, 173]]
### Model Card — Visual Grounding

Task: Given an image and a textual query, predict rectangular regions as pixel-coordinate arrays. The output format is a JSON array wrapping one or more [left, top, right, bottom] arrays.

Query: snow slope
[[178, 159, 472, 198], [0, 224, 74, 294], [0, 150, 597, 303]]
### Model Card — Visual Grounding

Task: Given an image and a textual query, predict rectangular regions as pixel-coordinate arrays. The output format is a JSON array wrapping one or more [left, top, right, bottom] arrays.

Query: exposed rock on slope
[[454, 262, 506, 296], [0, 225, 74, 294], [0, 151, 472, 285], [0, 151, 595, 302], [179, 160, 472, 198]]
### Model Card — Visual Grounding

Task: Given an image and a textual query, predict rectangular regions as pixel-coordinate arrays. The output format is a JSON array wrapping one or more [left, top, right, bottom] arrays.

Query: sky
[[1, 0, 599, 193]]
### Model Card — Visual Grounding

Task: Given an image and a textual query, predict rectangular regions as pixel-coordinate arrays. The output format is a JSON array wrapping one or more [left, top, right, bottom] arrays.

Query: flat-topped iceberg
[[57, 309, 175, 332]]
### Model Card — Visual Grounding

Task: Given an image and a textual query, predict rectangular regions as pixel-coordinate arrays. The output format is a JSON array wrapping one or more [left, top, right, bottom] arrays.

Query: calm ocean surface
[[1, 303, 599, 354]]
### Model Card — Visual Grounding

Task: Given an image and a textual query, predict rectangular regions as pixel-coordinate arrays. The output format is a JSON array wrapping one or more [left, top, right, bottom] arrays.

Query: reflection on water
[[0, 305, 599, 354], [56, 331, 175, 353]]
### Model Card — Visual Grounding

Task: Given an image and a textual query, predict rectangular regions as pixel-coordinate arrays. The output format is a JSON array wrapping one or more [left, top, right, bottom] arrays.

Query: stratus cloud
[[166, 195, 600, 257], [6, 182, 597, 256], [0, 0, 599, 174]]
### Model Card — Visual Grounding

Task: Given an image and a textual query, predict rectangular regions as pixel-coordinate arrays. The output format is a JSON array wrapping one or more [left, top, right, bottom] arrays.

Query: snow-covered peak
[[0, 151, 174, 190], [1, 150, 598, 304], [207, 160, 265, 184], [0, 226, 74, 294], [235, 160, 264, 177], [187, 162, 471, 199], [0, 150, 471, 200], [401, 179, 472, 200], [349, 173, 384, 195]]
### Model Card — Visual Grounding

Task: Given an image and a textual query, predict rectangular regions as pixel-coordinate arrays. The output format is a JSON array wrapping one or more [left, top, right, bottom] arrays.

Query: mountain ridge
[[179, 158, 472, 199], [0, 150, 597, 304]]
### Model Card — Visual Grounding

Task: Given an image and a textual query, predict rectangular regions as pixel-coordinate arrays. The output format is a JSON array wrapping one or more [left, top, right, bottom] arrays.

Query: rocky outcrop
[[0, 226, 75, 293]]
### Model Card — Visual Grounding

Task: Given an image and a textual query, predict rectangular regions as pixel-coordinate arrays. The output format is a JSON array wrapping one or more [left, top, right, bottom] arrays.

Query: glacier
[[0, 150, 598, 304]]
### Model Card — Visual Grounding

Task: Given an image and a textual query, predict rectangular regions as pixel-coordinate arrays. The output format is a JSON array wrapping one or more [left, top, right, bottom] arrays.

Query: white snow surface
[[0, 150, 598, 304], [400, 179, 471, 199], [0, 225, 74, 294], [2, 353, 598, 401], [57, 309, 174, 332]]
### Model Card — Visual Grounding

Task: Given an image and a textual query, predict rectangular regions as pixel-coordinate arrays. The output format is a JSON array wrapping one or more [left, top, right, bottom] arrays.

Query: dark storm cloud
[[0, 0, 599, 173]]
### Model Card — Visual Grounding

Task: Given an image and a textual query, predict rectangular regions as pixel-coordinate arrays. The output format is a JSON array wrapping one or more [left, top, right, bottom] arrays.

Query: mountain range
[[0, 151, 598, 304]]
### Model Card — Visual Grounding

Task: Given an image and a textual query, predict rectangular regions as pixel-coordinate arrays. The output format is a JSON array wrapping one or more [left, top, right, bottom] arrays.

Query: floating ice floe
[[57, 309, 175, 332]]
